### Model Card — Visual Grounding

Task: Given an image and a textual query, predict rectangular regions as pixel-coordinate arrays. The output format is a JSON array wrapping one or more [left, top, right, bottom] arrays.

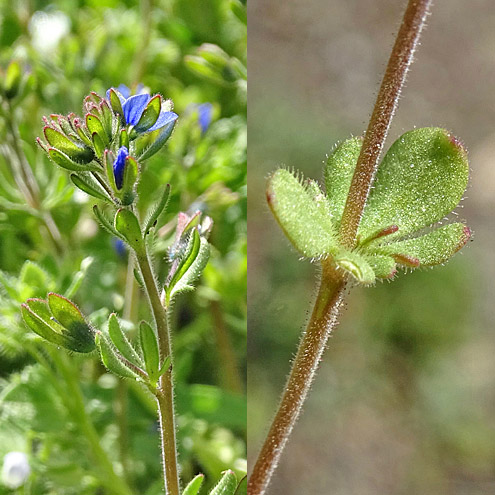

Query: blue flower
[[113, 146, 129, 189], [197, 103, 213, 134], [106, 87, 178, 132]]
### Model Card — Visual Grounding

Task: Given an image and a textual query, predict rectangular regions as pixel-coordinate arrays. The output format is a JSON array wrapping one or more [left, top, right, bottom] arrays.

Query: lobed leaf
[[324, 137, 363, 225], [267, 169, 337, 259], [378, 222, 471, 266], [359, 128, 469, 240]]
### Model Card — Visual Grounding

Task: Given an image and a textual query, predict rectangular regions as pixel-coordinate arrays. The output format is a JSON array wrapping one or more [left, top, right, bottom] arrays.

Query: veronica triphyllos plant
[[21, 85, 243, 495]]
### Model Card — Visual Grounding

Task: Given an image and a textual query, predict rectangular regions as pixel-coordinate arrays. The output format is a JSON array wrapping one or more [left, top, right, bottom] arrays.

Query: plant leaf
[[144, 184, 171, 235], [167, 231, 210, 303], [47, 293, 95, 352], [70, 173, 112, 202], [267, 168, 337, 258], [324, 136, 363, 225], [358, 128, 469, 240], [139, 321, 160, 385], [209, 470, 237, 495], [114, 208, 144, 254], [182, 474, 204, 495], [108, 313, 143, 367], [95, 332, 139, 379], [377, 222, 471, 266]]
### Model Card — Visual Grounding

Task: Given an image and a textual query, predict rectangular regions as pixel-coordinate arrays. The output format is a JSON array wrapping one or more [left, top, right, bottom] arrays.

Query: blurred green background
[[248, 1, 495, 494], [0, 0, 246, 493]]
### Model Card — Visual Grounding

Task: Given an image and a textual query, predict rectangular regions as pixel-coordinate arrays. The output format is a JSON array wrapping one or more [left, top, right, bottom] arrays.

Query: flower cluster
[[37, 85, 178, 206]]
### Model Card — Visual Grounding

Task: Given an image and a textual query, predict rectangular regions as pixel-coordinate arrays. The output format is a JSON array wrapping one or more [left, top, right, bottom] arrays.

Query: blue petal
[[113, 146, 129, 190], [123, 94, 151, 125], [198, 103, 213, 134], [148, 111, 178, 132], [117, 84, 132, 99]]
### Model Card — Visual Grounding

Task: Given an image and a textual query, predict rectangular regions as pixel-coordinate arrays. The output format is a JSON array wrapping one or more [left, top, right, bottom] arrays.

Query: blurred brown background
[[248, 1, 495, 494]]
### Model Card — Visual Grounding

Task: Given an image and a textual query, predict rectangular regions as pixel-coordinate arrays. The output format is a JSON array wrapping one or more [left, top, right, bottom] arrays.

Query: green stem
[[248, 264, 347, 494], [339, 0, 432, 248], [136, 250, 180, 495]]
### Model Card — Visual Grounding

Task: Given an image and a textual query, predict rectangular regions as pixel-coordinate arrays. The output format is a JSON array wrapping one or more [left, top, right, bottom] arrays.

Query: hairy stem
[[248, 264, 347, 494], [339, 0, 431, 248], [136, 250, 180, 495]]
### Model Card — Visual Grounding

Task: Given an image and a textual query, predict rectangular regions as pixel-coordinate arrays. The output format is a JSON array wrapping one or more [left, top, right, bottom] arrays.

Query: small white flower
[[2, 452, 30, 489]]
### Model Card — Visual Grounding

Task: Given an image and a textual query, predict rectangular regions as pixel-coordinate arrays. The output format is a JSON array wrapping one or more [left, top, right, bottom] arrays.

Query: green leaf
[[167, 234, 210, 303], [48, 148, 99, 172], [182, 474, 204, 495], [378, 222, 471, 266], [103, 150, 118, 192], [108, 313, 143, 367], [209, 470, 237, 495], [366, 253, 397, 279], [267, 168, 337, 258], [47, 293, 95, 352], [358, 128, 469, 241], [159, 355, 171, 376], [95, 332, 139, 379], [114, 208, 144, 254], [134, 94, 161, 133], [144, 184, 171, 235], [70, 173, 112, 202], [99, 100, 114, 139], [324, 136, 363, 225], [91, 131, 105, 158], [230, 0, 247, 25], [333, 250, 375, 285], [22, 301, 70, 348], [120, 128, 129, 149], [86, 114, 109, 145], [139, 321, 160, 384], [134, 119, 176, 161], [44, 127, 94, 163], [93, 205, 125, 240], [108, 88, 124, 118], [4, 60, 22, 99]]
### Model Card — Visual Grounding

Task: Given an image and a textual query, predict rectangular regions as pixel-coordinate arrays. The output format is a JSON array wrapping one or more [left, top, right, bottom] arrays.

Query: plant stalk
[[136, 250, 180, 495], [339, 0, 431, 248], [248, 264, 347, 494]]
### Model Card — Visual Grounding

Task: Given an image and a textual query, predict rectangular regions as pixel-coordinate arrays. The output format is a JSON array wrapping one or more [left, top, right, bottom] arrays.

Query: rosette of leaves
[[267, 128, 471, 284], [35, 88, 177, 206]]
